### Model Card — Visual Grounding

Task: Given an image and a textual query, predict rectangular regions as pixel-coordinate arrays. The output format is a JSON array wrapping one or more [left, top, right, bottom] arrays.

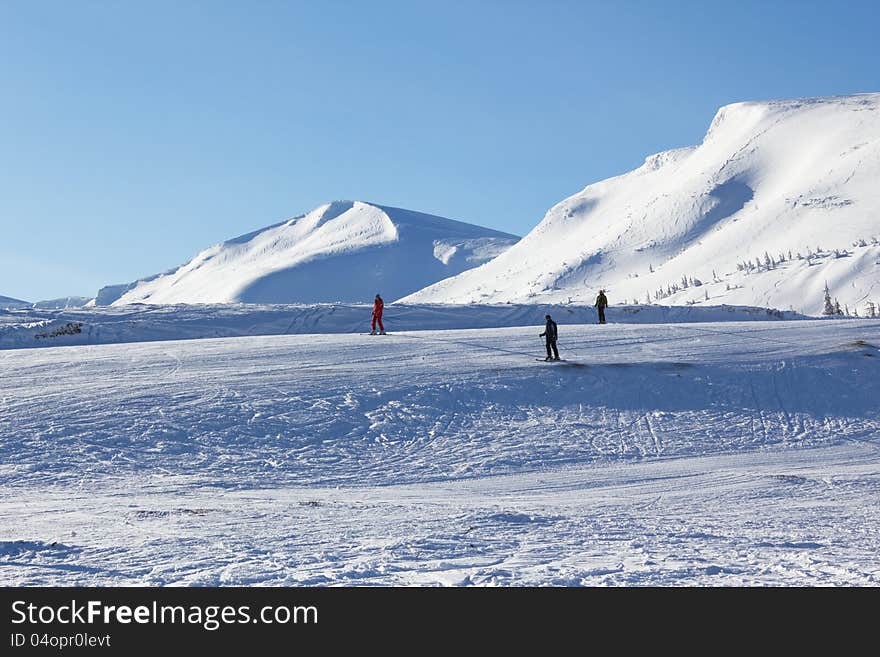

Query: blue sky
[[1, 0, 878, 301]]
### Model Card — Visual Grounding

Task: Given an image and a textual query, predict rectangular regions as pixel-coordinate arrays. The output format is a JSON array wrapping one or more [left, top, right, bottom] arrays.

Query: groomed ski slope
[[1, 320, 879, 585], [0, 302, 801, 350]]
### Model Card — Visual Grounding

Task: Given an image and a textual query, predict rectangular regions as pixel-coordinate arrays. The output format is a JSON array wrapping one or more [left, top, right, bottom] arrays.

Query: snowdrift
[[404, 93, 880, 316]]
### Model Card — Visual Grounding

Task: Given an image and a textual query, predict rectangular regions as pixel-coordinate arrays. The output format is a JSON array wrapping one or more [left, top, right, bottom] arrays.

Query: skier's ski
[[535, 358, 565, 362]]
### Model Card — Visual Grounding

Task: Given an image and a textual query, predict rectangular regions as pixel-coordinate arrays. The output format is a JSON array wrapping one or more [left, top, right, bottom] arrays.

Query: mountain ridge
[[404, 93, 880, 316], [0, 295, 30, 309], [98, 200, 518, 305]]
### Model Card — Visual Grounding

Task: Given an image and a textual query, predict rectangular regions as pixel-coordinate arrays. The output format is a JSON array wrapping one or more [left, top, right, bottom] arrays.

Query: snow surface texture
[[98, 201, 518, 305], [0, 302, 802, 350], [1, 319, 879, 585], [405, 93, 880, 316]]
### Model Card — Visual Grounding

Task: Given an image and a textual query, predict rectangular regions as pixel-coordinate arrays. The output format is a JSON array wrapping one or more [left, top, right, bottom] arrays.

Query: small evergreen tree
[[823, 283, 835, 316], [834, 299, 843, 316]]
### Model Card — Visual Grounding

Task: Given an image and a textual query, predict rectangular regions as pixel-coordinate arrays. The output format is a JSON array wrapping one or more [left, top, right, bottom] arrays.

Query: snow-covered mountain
[[0, 295, 30, 309], [404, 93, 880, 316], [98, 201, 518, 305], [31, 296, 93, 309]]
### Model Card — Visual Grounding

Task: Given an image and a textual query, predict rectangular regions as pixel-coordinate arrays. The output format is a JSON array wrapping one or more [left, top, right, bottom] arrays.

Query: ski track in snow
[[1, 319, 879, 586]]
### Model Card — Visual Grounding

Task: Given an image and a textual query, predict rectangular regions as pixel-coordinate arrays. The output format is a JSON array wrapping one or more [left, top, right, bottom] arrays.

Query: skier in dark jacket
[[539, 314, 559, 361], [595, 289, 608, 324]]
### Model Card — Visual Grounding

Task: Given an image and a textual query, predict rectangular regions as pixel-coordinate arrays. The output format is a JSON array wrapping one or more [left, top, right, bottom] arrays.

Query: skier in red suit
[[370, 294, 385, 335]]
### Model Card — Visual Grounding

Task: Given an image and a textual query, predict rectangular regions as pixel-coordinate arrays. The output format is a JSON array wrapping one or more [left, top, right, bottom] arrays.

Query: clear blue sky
[[2, 0, 878, 301]]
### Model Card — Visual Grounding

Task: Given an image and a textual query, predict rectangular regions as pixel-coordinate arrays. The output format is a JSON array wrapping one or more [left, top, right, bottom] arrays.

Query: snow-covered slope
[[2, 320, 879, 585], [31, 296, 92, 309], [0, 295, 29, 309], [404, 93, 880, 316], [99, 201, 518, 305], [0, 302, 803, 350]]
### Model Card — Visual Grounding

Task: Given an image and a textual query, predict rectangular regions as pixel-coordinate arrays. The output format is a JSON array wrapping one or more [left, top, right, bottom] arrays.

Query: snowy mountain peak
[[404, 92, 880, 315], [98, 201, 518, 305], [280, 200, 399, 247]]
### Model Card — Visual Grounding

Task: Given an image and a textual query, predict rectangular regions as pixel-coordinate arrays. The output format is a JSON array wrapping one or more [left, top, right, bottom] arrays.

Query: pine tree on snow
[[823, 283, 836, 316]]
